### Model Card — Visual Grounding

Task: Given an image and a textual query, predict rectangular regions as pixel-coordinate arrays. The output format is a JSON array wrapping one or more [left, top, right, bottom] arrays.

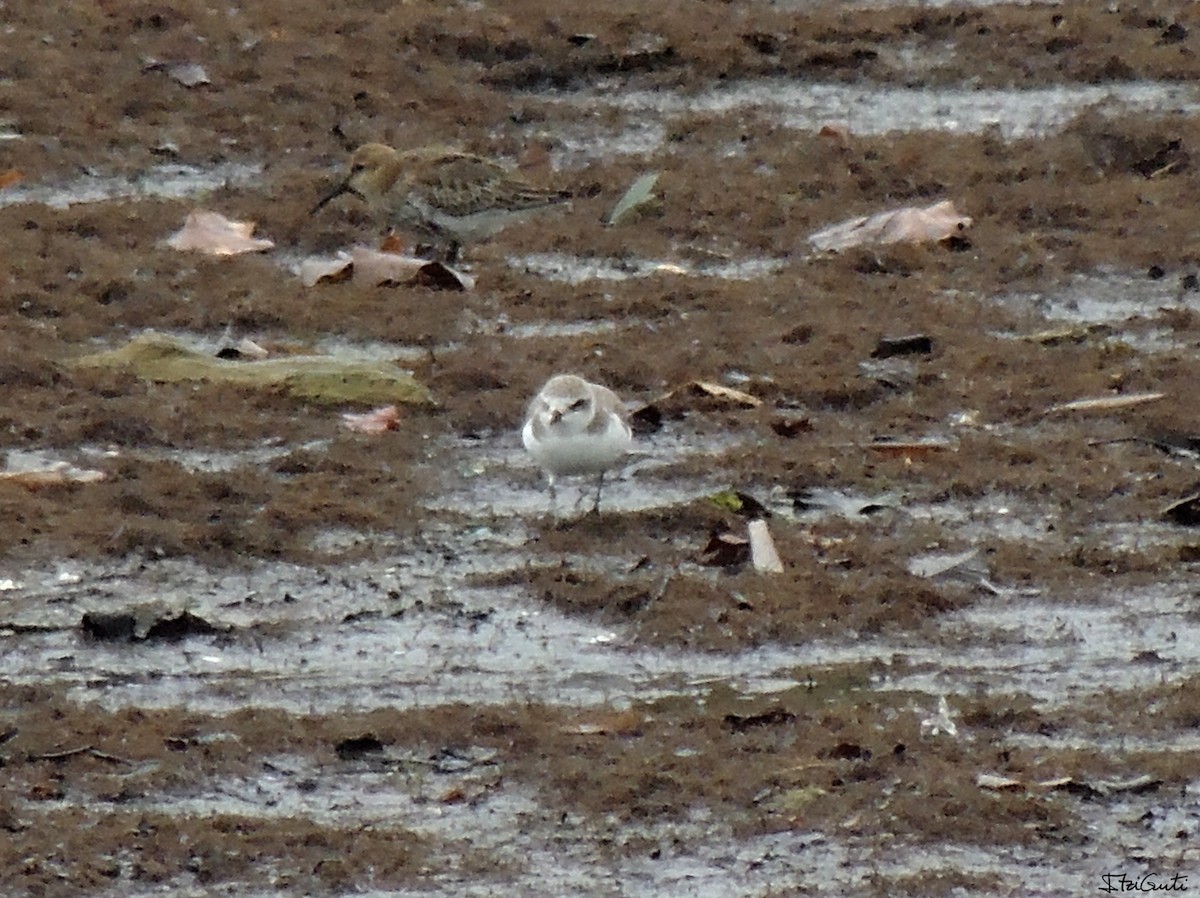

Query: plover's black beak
[[549, 410, 563, 425], [310, 180, 355, 215]]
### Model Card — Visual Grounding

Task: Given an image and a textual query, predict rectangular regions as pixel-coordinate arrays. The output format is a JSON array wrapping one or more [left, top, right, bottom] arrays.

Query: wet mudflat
[[1, 1, 1199, 895]]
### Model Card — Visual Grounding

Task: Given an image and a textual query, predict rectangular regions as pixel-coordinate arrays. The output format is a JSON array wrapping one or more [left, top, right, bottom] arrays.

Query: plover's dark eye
[[569, 398, 587, 411]]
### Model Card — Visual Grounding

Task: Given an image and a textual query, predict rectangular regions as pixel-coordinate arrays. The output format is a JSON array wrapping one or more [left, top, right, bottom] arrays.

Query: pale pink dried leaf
[[349, 247, 429, 285], [299, 253, 353, 287], [234, 338, 270, 360], [809, 200, 972, 252], [166, 210, 274, 255], [341, 405, 401, 434], [349, 247, 474, 291]]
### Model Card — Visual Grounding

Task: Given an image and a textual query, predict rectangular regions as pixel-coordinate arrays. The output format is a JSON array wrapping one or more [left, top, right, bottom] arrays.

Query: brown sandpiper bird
[[312, 143, 572, 262]]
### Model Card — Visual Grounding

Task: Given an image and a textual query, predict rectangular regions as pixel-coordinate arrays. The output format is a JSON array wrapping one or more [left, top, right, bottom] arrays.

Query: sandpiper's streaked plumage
[[312, 143, 571, 261], [522, 374, 633, 513]]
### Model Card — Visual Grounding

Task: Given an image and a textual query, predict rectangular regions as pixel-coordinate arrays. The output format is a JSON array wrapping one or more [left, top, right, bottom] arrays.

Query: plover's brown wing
[[404, 150, 570, 216], [586, 383, 631, 435]]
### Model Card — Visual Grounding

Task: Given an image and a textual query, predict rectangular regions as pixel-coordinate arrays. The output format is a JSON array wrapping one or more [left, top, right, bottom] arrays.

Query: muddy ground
[[1, 1, 1199, 895]]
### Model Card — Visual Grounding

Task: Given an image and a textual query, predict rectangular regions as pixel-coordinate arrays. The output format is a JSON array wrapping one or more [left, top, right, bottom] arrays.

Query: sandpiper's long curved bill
[[310, 179, 354, 215]]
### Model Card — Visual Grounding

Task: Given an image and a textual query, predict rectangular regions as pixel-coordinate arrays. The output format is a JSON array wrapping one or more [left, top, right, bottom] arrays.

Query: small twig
[[0, 622, 71, 634], [27, 745, 133, 765]]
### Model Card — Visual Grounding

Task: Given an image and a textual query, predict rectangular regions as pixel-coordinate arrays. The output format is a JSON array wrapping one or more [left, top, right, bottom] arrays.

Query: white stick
[[748, 519, 783, 574]]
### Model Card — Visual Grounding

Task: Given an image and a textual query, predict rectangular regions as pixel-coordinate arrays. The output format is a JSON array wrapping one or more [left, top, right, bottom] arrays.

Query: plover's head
[[537, 375, 595, 432], [311, 143, 400, 214]]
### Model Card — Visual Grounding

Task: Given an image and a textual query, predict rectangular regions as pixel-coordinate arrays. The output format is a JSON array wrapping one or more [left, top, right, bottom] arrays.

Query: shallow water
[[4, 508, 1196, 738], [511, 251, 787, 283], [0, 162, 262, 209], [1023, 270, 1197, 324], [542, 80, 1200, 163], [427, 429, 742, 517]]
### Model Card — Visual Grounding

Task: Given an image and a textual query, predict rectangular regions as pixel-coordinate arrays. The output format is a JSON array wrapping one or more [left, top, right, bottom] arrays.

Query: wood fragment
[[748, 518, 784, 574], [1046, 392, 1165, 414]]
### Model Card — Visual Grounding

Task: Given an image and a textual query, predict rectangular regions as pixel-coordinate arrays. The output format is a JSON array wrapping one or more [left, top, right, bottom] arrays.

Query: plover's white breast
[[522, 410, 631, 477]]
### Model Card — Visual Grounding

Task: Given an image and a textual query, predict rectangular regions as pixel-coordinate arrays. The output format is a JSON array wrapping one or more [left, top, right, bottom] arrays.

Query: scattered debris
[[334, 735, 386, 760], [871, 334, 933, 359], [978, 771, 1161, 798], [628, 403, 663, 434], [1139, 431, 1200, 458], [809, 200, 972, 252], [826, 741, 871, 761], [723, 707, 796, 733], [299, 247, 473, 291], [0, 169, 22, 190], [639, 381, 761, 422], [976, 772, 1024, 792], [299, 253, 354, 286], [1046, 392, 1166, 414], [607, 172, 661, 227], [1086, 774, 1162, 797], [908, 548, 1018, 595], [341, 405, 401, 434], [650, 261, 688, 276], [1090, 432, 1200, 460], [1021, 324, 1113, 346], [81, 606, 223, 643], [708, 490, 770, 518], [165, 210, 274, 255], [26, 745, 133, 765], [790, 486, 894, 517], [860, 357, 917, 393], [699, 504, 783, 574], [865, 438, 953, 461], [560, 710, 644, 736], [0, 460, 106, 489], [818, 123, 851, 143], [761, 784, 827, 815], [72, 332, 433, 406], [1072, 112, 1190, 179], [0, 801, 28, 834], [215, 337, 270, 361], [144, 58, 212, 88], [1163, 492, 1200, 526], [425, 746, 499, 775], [655, 380, 762, 415], [165, 62, 211, 88], [348, 247, 433, 286], [699, 526, 751, 568], [770, 415, 812, 438], [919, 695, 958, 738], [908, 548, 986, 582], [748, 518, 784, 573], [1131, 649, 1167, 664]]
